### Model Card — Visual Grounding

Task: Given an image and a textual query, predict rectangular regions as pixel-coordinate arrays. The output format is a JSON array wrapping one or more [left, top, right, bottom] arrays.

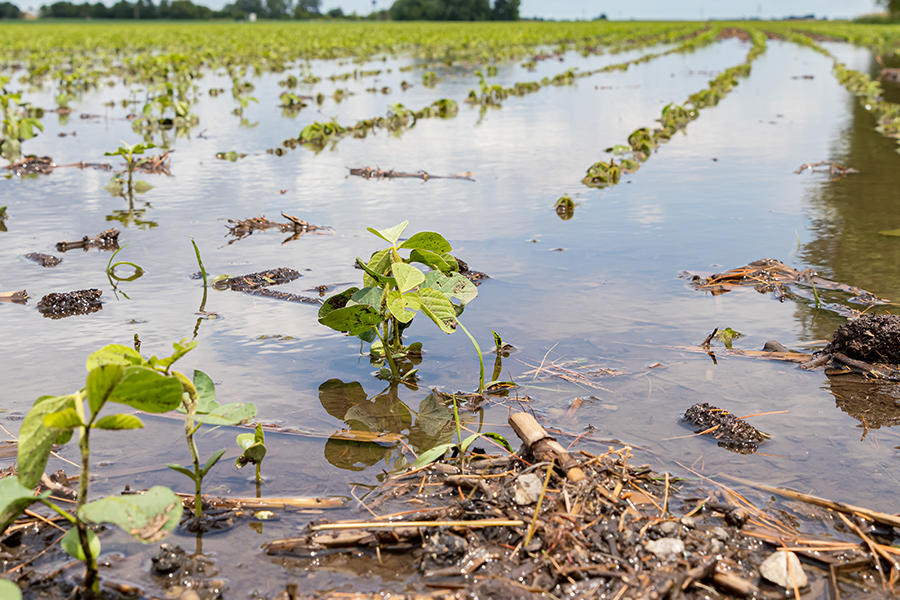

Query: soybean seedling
[[318, 221, 483, 388], [167, 368, 257, 523], [0, 341, 198, 598], [104, 140, 155, 194], [236, 423, 267, 485], [105, 242, 144, 299]]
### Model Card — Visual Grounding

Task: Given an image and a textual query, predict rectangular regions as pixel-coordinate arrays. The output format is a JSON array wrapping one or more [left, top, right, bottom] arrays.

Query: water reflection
[[318, 379, 475, 472]]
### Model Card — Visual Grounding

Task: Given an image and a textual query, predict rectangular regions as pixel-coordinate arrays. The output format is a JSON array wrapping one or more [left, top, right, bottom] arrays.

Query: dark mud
[[822, 314, 900, 364], [36, 289, 102, 318], [682, 403, 767, 455]]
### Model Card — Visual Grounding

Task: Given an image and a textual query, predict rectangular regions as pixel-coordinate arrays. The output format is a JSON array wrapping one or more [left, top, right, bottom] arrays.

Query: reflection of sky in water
[[4, 36, 900, 522]]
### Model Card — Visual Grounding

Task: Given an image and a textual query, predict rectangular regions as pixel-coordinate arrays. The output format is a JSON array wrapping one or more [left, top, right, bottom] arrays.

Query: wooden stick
[[509, 412, 586, 483], [310, 519, 523, 531], [720, 474, 900, 529]]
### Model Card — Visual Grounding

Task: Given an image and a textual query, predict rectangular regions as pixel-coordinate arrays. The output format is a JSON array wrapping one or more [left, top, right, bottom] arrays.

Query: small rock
[[514, 473, 543, 505], [709, 538, 724, 555], [712, 527, 730, 541], [680, 516, 696, 528], [759, 550, 808, 588], [645, 537, 684, 558], [659, 521, 678, 535]]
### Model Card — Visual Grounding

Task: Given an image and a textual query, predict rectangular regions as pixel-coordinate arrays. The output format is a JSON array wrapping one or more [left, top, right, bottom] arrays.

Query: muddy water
[[3, 36, 900, 594]]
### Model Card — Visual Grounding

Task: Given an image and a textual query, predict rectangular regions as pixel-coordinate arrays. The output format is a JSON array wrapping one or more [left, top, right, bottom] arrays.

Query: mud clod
[[683, 402, 766, 454], [25, 253, 62, 267], [822, 314, 900, 364], [37, 289, 102, 318], [223, 268, 302, 291], [55, 229, 120, 252]]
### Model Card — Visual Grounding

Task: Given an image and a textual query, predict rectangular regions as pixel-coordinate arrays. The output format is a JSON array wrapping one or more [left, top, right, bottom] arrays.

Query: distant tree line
[[389, 0, 518, 20], [33, 0, 332, 19], [0, 1, 22, 17]]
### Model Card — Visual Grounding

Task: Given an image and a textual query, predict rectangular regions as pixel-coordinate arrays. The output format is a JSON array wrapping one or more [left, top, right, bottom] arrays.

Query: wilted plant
[[236, 423, 267, 484]]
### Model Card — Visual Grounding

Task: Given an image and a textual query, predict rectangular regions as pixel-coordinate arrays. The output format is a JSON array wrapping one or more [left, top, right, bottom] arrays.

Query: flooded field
[[4, 20, 900, 598]]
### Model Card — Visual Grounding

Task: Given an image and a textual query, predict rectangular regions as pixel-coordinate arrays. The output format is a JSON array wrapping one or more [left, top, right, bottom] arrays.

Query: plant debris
[[348, 166, 475, 181], [683, 403, 767, 454], [822, 314, 900, 364], [685, 258, 887, 316], [0, 290, 27, 304], [55, 229, 120, 252], [261, 408, 898, 599], [241, 287, 323, 305], [225, 213, 329, 245], [133, 150, 173, 175], [794, 160, 858, 180], [36, 289, 102, 319], [4, 155, 54, 176], [24, 252, 62, 267], [223, 268, 303, 291]]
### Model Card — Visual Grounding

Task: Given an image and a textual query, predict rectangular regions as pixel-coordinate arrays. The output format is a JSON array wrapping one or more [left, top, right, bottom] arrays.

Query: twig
[[310, 519, 524, 531]]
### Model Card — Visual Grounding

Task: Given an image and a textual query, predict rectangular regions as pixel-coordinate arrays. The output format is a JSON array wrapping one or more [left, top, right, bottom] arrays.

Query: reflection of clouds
[[632, 203, 666, 225]]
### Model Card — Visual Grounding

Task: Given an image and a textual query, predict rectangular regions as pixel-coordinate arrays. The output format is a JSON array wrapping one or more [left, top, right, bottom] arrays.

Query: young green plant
[[318, 221, 481, 387], [104, 140, 155, 194], [235, 423, 267, 484], [167, 368, 257, 522], [0, 341, 193, 598]]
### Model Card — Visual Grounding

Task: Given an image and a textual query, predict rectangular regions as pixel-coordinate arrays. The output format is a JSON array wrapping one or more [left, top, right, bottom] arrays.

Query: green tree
[[490, 0, 517, 20], [0, 2, 22, 18]]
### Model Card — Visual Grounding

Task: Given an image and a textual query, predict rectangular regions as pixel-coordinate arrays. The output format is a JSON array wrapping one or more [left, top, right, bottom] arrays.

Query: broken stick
[[508, 412, 586, 483]]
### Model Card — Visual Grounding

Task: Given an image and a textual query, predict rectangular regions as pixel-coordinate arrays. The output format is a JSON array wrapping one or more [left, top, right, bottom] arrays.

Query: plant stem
[[77, 426, 98, 597], [451, 395, 464, 474], [186, 422, 203, 521], [376, 325, 399, 380], [456, 321, 485, 393]]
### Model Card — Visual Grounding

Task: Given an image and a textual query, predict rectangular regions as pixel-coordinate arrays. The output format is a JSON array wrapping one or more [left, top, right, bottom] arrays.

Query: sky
[[321, 0, 879, 20]]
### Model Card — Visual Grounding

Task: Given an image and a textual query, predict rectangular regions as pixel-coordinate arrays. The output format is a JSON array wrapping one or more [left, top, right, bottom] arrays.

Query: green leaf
[[416, 288, 458, 334], [43, 408, 84, 429], [166, 463, 197, 481], [365, 248, 393, 280], [348, 286, 383, 309], [481, 432, 514, 453], [86, 364, 124, 417], [391, 262, 425, 294], [318, 287, 359, 320], [492, 330, 503, 350], [0, 578, 22, 600], [356, 257, 395, 288], [93, 414, 144, 430], [106, 366, 183, 413], [80, 486, 182, 543], [201, 448, 227, 477], [399, 231, 452, 253], [387, 291, 421, 323], [60, 527, 100, 561], [411, 443, 454, 469], [86, 344, 144, 370], [422, 271, 478, 307], [0, 476, 49, 535], [408, 249, 455, 273], [319, 305, 385, 336], [367, 221, 408, 245], [193, 402, 257, 426], [155, 339, 198, 370], [18, 395, 76, 489], [193, 369, 218, 414], [879, 229, 900, 237]]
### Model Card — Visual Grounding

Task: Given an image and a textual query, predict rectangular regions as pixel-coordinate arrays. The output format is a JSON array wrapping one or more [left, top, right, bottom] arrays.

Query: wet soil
[[822, 314, 900, 364]]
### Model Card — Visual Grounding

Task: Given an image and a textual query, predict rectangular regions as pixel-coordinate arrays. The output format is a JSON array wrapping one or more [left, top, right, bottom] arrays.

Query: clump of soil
[[683, 403, 766, 454], [223, 268, 302, 291], [37, 289, 102, 319], [822, 314, 900, 364], [24, 253, 62, 268]]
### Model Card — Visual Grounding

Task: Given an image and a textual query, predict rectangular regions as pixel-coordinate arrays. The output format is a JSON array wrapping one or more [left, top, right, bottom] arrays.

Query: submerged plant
[[318, 221, 481, 387]]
